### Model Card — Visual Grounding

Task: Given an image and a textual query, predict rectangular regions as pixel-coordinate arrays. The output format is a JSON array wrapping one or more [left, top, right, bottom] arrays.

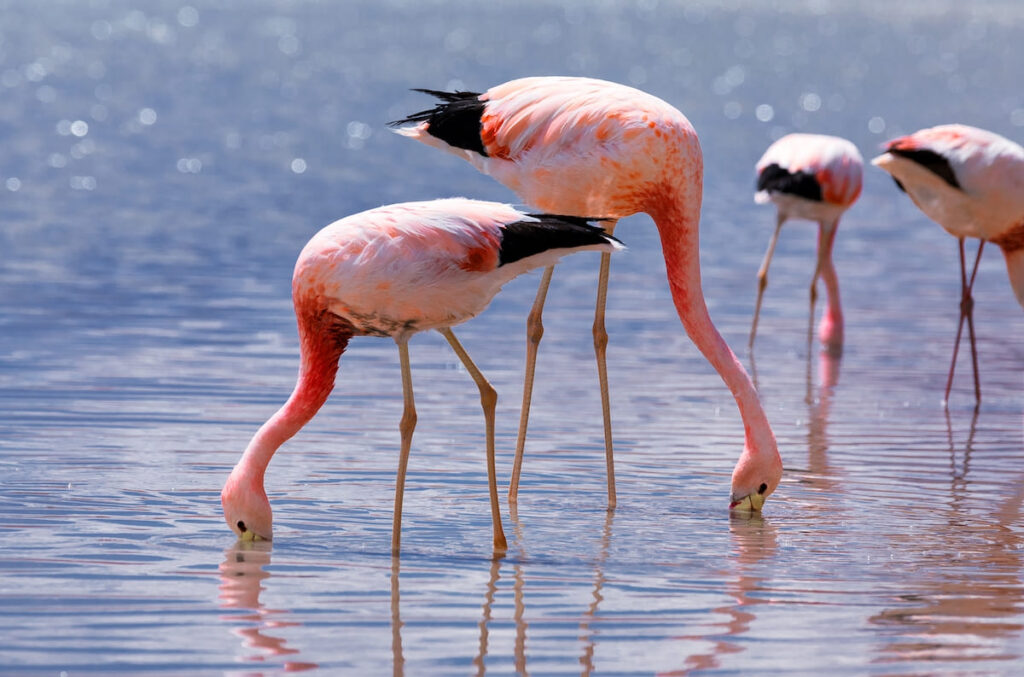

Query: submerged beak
[[730, 492, 766, 512]]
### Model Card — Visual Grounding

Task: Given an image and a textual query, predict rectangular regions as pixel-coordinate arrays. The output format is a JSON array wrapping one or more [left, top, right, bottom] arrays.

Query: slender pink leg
[[509, 265, 554, 503], [814, 220, 843, 357], [749, 213, 785, 350], [804, 224, 829, 358], [964, 241, 985, 402], [592, 220, 620, 509], [945, 239, 984, 405], [439, 327, 507, 553], [392, 337, 416, 555]]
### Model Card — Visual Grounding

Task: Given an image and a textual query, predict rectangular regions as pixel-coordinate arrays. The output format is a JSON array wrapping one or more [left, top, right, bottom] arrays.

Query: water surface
[[1, 1, 1022, 674]]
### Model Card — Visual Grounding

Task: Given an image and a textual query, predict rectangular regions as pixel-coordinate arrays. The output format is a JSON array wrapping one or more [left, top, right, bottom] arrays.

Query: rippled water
[[1, 0, 1022, 674]]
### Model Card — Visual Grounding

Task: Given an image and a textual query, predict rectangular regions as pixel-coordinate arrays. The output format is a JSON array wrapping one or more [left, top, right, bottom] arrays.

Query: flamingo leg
[[964, 240, 985, 403], [440, 327, 508, 553], [592, 219, 620, 509], [509, 265, 554, 503], [392, 336, 416, 556], [945, 239, 984, 404], [749, 213, 785, 350], [806, 220, 834, 356]]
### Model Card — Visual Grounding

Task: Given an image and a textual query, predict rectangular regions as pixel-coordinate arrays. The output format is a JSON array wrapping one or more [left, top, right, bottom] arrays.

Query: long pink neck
[[236, 306, 352, 482], [817, 222, 843, 350], [1002, 245, 1024, 310], [649, 188, 778, 459]]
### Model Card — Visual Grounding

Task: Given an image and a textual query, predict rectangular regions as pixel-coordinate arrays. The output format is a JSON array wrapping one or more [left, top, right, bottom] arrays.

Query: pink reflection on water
[[869, 410, 1024, 665], [218, 542, 318, 673], [660, 513, 779, 675]]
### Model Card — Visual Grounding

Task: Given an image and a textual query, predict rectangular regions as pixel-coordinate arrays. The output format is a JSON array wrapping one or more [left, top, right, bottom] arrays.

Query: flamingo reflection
[[218, 542, 317, 673], [661, 513, 779, 674], [579, 510, 614, 677], [870, 412, 1024, 665], [804, 350, 842, 499], [391, 558, 405, 677], [498, 504, 614, 676]]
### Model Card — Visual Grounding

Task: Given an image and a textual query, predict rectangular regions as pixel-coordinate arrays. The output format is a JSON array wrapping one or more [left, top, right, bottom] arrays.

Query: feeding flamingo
[[872, 124, 1024, 403], [749, 133, 863, 356], [220, 198, 621, 554], [392, 76, 783, 512]]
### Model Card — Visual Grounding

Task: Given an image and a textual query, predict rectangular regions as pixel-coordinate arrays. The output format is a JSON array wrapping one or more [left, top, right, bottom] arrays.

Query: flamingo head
[[221, 467, 273, 542], [729, 444, 783, 513]]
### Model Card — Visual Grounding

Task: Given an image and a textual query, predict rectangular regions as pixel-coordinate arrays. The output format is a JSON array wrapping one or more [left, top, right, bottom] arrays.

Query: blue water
[[1, 1, 1022, 674]]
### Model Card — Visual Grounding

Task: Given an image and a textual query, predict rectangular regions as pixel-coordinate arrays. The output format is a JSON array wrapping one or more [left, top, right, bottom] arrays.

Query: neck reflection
[[664, 513, 779, 674], [218, 541, 317, 673]]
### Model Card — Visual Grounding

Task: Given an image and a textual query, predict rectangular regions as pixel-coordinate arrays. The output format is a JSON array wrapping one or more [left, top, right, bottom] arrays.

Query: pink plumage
[[750, 133, 863, 355], [395, 76, 782, 512], [221, 198, 620, 553], [873, 123, 1024, 403]]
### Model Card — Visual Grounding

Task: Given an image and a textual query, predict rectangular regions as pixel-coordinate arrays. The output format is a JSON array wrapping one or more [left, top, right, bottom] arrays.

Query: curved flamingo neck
[[649, 188, 778, 458], [817, 222, 844, 350], [235, 304, 353, 483], [996, 226, 1024, 309]]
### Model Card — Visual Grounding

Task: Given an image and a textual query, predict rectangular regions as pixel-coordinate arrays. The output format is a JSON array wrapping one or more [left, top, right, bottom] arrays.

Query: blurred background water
[[0, 0, 1022, 674]]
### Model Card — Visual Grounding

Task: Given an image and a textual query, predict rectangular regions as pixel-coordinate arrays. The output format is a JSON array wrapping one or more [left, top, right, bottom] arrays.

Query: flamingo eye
[[757, 483, 768, 494], [237, 521, 247, 532]]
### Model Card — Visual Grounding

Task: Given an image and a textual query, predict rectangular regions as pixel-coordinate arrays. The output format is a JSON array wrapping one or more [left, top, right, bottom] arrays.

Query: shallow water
[[1, 0, 1023, 674]]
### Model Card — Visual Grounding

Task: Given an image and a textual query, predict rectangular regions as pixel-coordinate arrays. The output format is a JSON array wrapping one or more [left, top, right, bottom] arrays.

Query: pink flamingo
[[393, 76, 783, 512], [749, 133, 863, 356], [220, 198, 621, 554], [872, 124, 1024, 403]]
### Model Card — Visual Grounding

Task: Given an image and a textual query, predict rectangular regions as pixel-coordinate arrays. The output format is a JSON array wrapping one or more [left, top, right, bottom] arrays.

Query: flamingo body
[[873, 124, 1024, 264], [396, 77, 699, 218], [755, 133, 863, 217], [221, 198, 621, 549], [299, 199, 618, 336], [394, 76, 782, 511], [750, 133, 863, 353], [872, 124, 1024, 401]]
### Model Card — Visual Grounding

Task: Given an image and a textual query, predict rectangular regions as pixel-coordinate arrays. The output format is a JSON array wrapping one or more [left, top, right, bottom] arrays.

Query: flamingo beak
[[729, 492, 766, 512]]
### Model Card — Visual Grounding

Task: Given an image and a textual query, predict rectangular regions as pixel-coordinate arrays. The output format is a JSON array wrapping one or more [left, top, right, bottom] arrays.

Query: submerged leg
[[749, 213, 785, 350], [509, 265, 555, 503], [440, 327, 508, 553], [592, 219, 620, 509], [392, 337, 416, 556]]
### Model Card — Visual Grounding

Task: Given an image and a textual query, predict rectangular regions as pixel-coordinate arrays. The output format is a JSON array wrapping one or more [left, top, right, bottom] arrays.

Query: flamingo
[[749, 133, 863, 356], [872, 124, 1024, 403], [220, 198, 621, 554], [392, 76, 783, 512]]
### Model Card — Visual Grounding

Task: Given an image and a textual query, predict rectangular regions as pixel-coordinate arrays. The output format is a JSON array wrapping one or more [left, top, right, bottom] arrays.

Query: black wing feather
[[887, 148, 961, 190], [389, 89, 488, 157], [499, 215, 619, 267], [756, 163, 823, 202]]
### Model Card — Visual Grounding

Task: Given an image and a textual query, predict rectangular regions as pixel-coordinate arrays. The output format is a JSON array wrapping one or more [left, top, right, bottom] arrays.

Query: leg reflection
[[869, 409, 1023, 664], [509, 502, 530, 676], [218, 541, 317, 672], [473, 557, 502, 676], [391, 556, 404, 677], [579, 509, 614, 677]]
